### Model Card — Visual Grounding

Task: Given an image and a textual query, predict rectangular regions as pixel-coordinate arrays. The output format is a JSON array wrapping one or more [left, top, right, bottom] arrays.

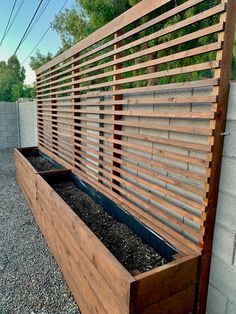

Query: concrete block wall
[[207, 81, 236, 314], [0, 102, 18, 149], [18, 100, 38, 147]]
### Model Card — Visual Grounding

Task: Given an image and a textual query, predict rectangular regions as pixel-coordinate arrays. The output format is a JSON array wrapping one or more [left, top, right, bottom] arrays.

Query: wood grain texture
[[34, 0, 236, 312]]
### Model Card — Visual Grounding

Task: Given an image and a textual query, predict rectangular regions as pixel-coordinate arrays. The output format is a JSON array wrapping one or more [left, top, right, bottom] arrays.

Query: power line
[[0, 0, 18, 46], [20, 0, 52, 43], [22, 0, 70, 65], [1, 0, 25, 45], [13, 0, 45, 56]]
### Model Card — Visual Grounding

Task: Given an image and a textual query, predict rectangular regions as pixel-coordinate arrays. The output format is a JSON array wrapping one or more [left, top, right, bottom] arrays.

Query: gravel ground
[[0, 149, 80, 314]]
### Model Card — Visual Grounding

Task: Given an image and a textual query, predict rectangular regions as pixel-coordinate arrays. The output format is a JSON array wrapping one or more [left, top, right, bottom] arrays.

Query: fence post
[[36, 72, 43, 147], [51, 66, 58, 157], [112, 30, 123, 192], [198, 1, 236, 313], [73, 54, 81, 170]]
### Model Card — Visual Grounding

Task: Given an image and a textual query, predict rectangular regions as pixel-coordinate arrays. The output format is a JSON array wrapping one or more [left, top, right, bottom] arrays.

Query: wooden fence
[[36, 0, 236, 312]]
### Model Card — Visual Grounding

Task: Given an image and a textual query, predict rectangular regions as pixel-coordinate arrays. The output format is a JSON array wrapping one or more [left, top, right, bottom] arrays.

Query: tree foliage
[[30, 0, 141, 69], [52, 0, 140, 49], [30, 0, 235, 80], [29, 50, 53, 71], [0, 55, 35, 101]]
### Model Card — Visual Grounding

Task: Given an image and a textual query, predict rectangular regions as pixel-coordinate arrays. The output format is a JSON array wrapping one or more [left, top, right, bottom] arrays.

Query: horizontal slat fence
[[36, 0, 234, 257]]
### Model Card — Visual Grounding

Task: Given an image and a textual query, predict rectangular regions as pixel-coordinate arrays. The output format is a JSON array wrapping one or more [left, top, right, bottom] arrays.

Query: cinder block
[[6, 113, 16, 120], [219, 157, 236, 195], [227, 82, 236, 121], [209, 255, 236, 301], [223, 120, 236, 158], [216, 191, 236, 232], [0, 142, 12, 149], [206, 284, 227, 314], [212, 223, 236, 265], [0, 113, 7, 121]]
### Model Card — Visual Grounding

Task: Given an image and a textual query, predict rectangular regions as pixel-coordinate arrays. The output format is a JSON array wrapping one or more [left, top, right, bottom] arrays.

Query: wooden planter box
[[14, 147, 64, 219], [15, 147, 199, 314]]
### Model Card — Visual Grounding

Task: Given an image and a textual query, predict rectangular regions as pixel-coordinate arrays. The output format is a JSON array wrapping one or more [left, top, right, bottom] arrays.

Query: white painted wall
[[18, 100, 38, 147]]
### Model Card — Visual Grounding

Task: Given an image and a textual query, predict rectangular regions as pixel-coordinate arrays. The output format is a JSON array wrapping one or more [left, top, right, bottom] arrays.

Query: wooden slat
[[71, 161, 202, 254], [37, 78, 218, 102], [39, 129, 207, 198], [38, 60, 220, 96], [36, 176, 132, 312], [38, 115, 212, 152], [131, 255, 198, 312], [197, 2, 236, 313], [37, 41, 222, 90], [36, 0, 207, 85], [37, 3, 225, 88], [38, 113, 214, 136], [37, 95, 217, 107], [35, 0, 234, 286], [38, 123, 211, 170], [36, 0, 173, 74]]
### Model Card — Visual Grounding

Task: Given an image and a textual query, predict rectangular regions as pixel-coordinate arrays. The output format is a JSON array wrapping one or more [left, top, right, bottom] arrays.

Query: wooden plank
[[44, 109, 215, 119], [134, 285, 196, 314], [38, 60, 220, 95], [39, 125, 211, 169], [74, 151, 206, 220], [36, 0, 206, 84], [71, 162, 202, 255], [130, 255, 198, 311], [71, 139, 207, 197], [37, 41, 222, 89], [37, 95, 217, 107], [36, 0, 172, 74], [197, 2, 236, 313], [36, 174, 134, 309], [37, 3, 225, 85], [70, 155, 204, 239], [39, 127, 209, 181], [35, 194, 107, 313], [39, 130, 207, 198], [111, 30, 123, 191], [38, 113, 214, 135], [36, 187, 128, 313], [37, 78, 218, 102]]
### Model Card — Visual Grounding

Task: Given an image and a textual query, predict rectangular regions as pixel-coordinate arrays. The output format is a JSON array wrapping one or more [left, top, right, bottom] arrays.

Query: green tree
[[29, 0, 141, 69], [29, 50, 53, 71], [0, 55, 35, 101], [52, 0, 137, 49], [30, 0, 235, 80]]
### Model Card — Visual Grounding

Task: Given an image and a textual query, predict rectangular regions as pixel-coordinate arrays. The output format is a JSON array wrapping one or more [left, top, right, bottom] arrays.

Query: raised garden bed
[[15, 147, 199, 314], [14, 147, 64, 213]]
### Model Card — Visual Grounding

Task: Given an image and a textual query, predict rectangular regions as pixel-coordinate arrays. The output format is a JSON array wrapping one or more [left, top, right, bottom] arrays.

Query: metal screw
[[220, 132, 231, 136]]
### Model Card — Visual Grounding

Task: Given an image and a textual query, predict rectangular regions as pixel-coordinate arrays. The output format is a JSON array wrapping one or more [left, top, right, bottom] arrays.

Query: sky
[[0, 0, 75, 85]]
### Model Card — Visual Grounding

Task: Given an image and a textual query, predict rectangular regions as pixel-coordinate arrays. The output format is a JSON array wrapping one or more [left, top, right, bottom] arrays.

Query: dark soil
[[27, 156, 58, 172], [51, 180, 167, 273]]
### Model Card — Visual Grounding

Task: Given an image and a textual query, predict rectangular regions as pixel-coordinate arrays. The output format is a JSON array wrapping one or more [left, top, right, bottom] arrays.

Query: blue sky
[[0, 0, 75, 84]]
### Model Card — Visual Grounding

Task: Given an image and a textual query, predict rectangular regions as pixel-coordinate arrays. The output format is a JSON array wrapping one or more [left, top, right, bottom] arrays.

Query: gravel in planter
[[52, 180, 167, 273], [27, 156, 58, 172], [0, 149, 80, 313]]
